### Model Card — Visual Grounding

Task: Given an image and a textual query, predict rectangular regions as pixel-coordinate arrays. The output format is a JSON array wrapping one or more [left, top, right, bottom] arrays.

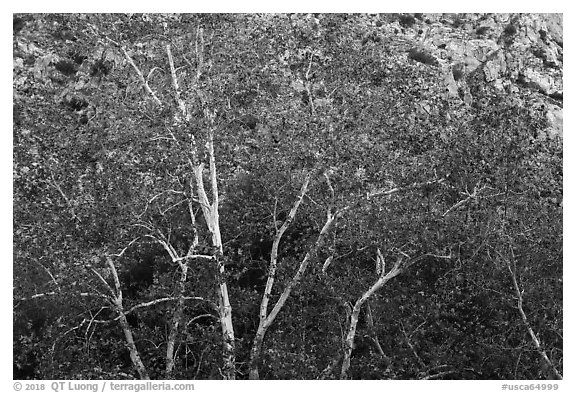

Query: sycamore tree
[[14, 13, 561, 380]]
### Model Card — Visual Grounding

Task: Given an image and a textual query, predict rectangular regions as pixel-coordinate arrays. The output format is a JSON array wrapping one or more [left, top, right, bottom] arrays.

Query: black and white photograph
[[11, 8, 564, 384]]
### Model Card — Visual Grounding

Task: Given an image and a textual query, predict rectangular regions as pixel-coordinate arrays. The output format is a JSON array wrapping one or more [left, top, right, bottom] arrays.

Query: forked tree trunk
[[341, 253, 403, 379], [192, 128, 236, 379], [249, 176, 332, 379]]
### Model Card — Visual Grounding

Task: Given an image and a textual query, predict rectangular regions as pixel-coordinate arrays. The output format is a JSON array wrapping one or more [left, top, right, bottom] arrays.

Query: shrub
[[408, 48, 439, 67], [504, 24, 517, 35], [398, 14, 416, 28], [476, 26, 491, 36]]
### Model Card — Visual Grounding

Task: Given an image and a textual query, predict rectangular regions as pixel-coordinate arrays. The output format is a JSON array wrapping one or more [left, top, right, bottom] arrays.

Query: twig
[[49, 173, 81, 223], [111, 238, 140, 258], [34, 259, 60, 290], [400, 320, 426, 368], [186, 313, 218, 327], [90, 267, 115, 297], [422, 370, 457, 380], [442, 182, 487, 217]]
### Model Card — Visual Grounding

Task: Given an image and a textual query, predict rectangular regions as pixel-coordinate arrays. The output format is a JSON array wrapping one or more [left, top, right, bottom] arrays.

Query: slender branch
[[166, 261, 189, 376], [166, 44, 188, 120], [400, 320, 426, 369], [272, 197, 279, 233], [338, 177, 445, 217], [34, 259, 60, 290], [503, 253, 562, 379], [422, 370, 457, 380], [90, 267, 115, 296], [186, 313, 219, 327], [442, 182, 487, 217], [85, 307, 106, 344], [365, 301, 387, 358], [112, 238, 140, 258], [321, 255, 334, 275], [104, 255, 150, 379], [266, 210, 336, 326], [159, 198, 188, 216], [146, 67, 163, 82], [106, 257, 122, 299], [113, 40, 163, 107], [145, 233, 179, 262], [174, 254, 215, 263], [49, 172, 81, 223], [259, 174, 311, 322], [16, 291, 109, 302], [125, 296, 211, 316]]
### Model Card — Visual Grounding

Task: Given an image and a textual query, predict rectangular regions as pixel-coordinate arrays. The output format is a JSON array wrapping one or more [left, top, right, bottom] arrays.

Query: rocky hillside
[[376, 13, 562, 138]]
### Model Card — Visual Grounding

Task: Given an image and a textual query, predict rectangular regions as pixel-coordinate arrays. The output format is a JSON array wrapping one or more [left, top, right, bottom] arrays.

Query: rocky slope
[[378, 13, 562, 138]]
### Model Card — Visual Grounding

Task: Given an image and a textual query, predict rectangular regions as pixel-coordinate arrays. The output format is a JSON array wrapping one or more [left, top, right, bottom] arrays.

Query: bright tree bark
[[168, 40, 236, 378], [106, 257, 150, 380], [248, 174, 311, 379], [504, 250, 562, 380], [340, 250, 403, 379], [191, 125, 236, 379]]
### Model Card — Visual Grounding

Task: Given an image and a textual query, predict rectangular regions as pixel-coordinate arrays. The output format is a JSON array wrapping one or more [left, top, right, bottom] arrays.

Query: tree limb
[[113, 39, 163, 107], [502, 251, 562, 380]]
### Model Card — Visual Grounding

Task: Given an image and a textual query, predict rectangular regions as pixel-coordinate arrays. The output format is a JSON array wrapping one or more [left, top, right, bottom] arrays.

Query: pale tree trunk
[[192, 124, 236, 379], [111, 37, 236, 379], [106, 257, 150, 380], [168, 40, 236, 379]]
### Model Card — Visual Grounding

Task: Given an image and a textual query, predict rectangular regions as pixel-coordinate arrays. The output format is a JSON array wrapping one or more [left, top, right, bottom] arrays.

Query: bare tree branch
[[499, 250, 563, 380], [16, 291, 109, 302], [49, 172, 81, 223], [166, 44, 188, 120], [34, 259, 60, 290], [400, 320, 426, 369], [442, 181, 488, 217], [111, 39, 163, 107], [90, 267, 115, 296]]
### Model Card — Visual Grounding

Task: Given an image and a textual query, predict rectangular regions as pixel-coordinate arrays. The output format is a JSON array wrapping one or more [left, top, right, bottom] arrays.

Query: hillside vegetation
[[13, 13, 562, 380]]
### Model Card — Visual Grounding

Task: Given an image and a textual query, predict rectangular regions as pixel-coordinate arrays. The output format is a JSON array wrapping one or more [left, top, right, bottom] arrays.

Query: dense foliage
[[13, 13, 562, 380]]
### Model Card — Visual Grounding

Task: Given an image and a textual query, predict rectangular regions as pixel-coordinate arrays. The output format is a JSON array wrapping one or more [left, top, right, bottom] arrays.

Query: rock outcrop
[[386, 13, 563, 138]]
